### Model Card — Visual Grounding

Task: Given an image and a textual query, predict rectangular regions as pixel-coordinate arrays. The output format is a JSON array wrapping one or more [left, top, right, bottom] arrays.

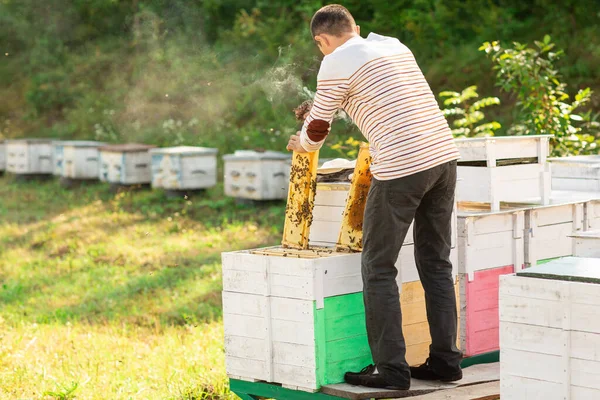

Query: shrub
[[439, 85, 501, 138], [481, 36, 600, 156]]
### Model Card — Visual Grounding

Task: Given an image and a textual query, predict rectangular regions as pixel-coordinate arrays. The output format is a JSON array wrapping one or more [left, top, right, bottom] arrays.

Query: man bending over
[[286, 4, 462, 390]]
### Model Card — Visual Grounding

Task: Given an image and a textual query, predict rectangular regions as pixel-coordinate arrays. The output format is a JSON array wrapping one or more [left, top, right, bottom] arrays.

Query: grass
[[0, 174, 285, 399]]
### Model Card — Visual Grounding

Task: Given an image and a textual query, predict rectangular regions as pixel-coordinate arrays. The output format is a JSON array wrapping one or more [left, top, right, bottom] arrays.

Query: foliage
[[481, 36, 600, 156], [0, 176, 283, 398], [2, 1, 600, 158], [330, 137, 363, 159], [439, 85, 501, 138]]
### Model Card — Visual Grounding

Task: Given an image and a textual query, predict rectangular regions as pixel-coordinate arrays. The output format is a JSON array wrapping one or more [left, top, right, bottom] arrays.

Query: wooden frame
[[336, 143, 372, 252], [282, 151, 319, 249]]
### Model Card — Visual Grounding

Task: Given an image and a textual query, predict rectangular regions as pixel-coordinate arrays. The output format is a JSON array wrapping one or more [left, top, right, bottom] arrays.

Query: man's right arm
[[299, 64, 350, 152]]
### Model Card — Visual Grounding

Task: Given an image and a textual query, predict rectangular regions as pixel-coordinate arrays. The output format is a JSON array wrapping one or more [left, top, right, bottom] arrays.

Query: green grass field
[[0, 175, 285, 399]]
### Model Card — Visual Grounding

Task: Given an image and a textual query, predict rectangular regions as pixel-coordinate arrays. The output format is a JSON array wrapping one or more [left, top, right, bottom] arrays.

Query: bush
[[481, 36, 600, 156], [439, 85, 501, 138]]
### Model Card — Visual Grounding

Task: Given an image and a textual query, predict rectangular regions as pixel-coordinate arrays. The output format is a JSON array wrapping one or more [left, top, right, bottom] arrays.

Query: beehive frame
[[336, 143, 372, 252], [282, 151, 319, 249]]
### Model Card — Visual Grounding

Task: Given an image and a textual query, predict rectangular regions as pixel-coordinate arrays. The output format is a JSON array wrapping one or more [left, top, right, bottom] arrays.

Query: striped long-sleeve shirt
[[300, 33, 460, 181]]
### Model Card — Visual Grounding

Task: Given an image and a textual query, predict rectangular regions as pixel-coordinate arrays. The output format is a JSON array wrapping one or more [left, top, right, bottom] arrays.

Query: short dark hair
[[310, 4, 356, 38]]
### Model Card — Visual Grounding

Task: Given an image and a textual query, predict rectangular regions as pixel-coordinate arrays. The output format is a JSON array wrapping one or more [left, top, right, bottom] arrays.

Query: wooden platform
[[321, 363, 499, 399], [230, 363, 499, 400]]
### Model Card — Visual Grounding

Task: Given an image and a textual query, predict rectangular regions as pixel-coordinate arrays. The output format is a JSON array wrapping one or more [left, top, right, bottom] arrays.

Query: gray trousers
[[361, 160, 461, 386]]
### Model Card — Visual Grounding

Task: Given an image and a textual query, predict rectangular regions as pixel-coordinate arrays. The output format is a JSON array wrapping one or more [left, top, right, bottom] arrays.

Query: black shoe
[[410, 359, 462, 382], [344, 364, 410, 390]]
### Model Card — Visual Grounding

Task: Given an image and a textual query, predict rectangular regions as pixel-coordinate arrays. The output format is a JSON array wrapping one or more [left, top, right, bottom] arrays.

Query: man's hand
[[286, 131, 308, 153]]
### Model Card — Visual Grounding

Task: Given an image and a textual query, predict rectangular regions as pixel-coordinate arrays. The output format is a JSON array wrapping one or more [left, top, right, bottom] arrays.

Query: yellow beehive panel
[[282, 151, 319, 249], [401, 279, 461, 366], [336, 143, 372, 252]]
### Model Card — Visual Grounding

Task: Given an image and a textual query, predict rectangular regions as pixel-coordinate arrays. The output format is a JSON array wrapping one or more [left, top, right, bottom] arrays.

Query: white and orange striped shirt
[[300, 33, 460, 180]]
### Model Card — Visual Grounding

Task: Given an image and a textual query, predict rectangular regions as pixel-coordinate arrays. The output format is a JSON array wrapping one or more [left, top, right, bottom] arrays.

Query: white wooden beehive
[[455, 135, 552, 211], [549, 155, 600, 192], [570, 230, 600, 258], [62, 141, 106, 180], [150, 146, 218, 190], [5, 139, 54, 175], [223, 150, 291, 200], [0, 141, 5, 173], [222, 247, 369, 392], [456, 203, 527, 357], [499, 257, 600, 399], [98, 143, 156, 185], [56, 141, 106, 179], [524, 200, 588, 267]]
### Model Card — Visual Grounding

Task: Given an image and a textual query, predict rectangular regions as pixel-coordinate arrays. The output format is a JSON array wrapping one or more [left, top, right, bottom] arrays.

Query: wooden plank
[[408, 381, 499, 400], [500, 375, 562, 400], [337, 143, 372, 252], [500, 347, 564, 383], [321, 362, 499, 399], [282, 151, 320, 249]]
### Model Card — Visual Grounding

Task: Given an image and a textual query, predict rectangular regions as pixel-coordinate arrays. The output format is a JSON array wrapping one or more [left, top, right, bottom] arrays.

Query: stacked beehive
[[499, 257, 600, 399], [455, 135, 552, 211], [222, 247, 369, 392], [457, 202, 526, 357], [453, 135, 600, 360]]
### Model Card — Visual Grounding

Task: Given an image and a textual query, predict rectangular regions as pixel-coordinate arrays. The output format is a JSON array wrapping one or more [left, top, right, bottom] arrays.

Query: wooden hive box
[[455, 135, 552, 211], [570, 230, 600, 258], [5, 138, 54, 175], [57, 141, 105, 180], [549, 155, 600, 192], [222, 247, 370, 392], [223, 150, 291, 200], [524, 200, 589, 267], [150, 146, 218, 190], [98, 143, 156, 185], [307, 181, 459, 366], [457, 202, 527, 357], [0, 140, 5, 173], [499, 257, 600, 399]]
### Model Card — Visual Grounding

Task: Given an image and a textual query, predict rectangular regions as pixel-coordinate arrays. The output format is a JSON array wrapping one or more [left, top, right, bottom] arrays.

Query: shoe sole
[[439, 376, 463, 383]]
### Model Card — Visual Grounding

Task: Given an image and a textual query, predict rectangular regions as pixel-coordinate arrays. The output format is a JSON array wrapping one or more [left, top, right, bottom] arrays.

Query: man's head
[[311, 4, 360, 56]]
